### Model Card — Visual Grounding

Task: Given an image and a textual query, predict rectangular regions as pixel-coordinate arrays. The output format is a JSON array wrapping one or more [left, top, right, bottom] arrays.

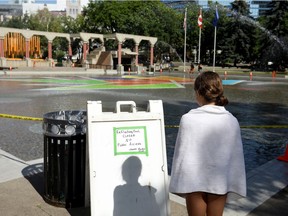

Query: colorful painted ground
[[1, 75, 243, 90], [9, 75, 193, 90]]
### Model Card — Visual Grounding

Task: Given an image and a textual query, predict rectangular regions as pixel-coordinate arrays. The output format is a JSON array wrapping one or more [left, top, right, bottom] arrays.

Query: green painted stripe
[[0, 78, 107, 85], [31, 78, 107, 85], [54, 83, 180, 90]]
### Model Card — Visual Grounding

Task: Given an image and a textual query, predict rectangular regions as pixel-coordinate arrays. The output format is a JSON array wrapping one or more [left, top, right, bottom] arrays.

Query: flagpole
[[184, 7, 187, 73], [213, 26, 217, 72], [198, 27, 201, 64], [212, 5, 219, 72], [198, 7, 202, 65]]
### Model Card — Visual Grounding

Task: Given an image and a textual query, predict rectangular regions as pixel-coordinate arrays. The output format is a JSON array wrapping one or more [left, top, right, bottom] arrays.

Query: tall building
[[162, 0, 193, 9], [0, 0, 89, 21], [197, 0, 271, 18], [66, 0, 81, 19], [250, 0, 271, 17], [22, 0, 66, 16], [0, 0, 22, 21], [162, 0, 272, 18]]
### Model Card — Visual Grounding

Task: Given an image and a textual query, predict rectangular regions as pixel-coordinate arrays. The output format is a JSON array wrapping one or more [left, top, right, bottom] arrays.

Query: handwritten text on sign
[[114, 126, 148, 156]]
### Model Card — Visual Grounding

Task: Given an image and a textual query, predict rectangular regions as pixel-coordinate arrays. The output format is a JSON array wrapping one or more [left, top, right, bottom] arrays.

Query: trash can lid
[[43, 110, 86, 136]]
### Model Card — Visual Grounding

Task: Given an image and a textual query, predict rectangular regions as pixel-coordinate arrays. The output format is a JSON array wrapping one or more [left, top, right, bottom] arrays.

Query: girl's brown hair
[[194, 71, 228, 106]]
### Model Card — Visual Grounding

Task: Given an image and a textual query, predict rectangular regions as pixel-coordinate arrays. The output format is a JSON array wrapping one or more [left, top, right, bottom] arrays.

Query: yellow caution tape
[[165, 125, 288, 129], [240, 125, 288, 129], [0, 113, 43, 121], [0, 114, 288, 129]]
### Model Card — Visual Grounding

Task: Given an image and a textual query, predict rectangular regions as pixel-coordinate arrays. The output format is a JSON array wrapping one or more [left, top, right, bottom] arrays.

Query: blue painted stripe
[[222, 80, 244, 85]]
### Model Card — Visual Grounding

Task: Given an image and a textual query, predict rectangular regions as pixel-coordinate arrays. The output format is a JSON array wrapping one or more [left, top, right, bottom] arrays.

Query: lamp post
[[41, 16, 50, 32], [192, 47, 197, 63]]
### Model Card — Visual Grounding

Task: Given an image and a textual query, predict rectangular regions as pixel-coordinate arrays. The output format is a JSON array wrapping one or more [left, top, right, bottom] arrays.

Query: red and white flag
[[198, 8, 202, 28]]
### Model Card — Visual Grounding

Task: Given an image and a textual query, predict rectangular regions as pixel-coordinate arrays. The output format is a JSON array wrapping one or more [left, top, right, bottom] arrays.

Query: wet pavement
[[1, 69, 288, 171], [0, 68, 288, 215]]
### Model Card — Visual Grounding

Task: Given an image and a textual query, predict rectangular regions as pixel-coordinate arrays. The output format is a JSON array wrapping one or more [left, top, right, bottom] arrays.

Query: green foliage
[[0, 15, 29, 28], [55, 50, 66, 66], [258, 0, 288, 68], [62, 15, 84, 34], [230, 0, 250, 16], [218, 0, 256, 65], [264, 0, 288, 37], [81, 0, 184, 61], [82, 1, 180, 38]]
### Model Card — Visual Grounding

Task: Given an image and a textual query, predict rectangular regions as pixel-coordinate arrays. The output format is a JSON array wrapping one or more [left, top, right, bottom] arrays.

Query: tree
[[259, 0, 288, 69], [264, 0, 288, 37], [219, 0, 256, 66], [81, 0, 183, 62], [62, 15, 84, 34], [0, 13, 29, 29], [18, 8, 71, 60]]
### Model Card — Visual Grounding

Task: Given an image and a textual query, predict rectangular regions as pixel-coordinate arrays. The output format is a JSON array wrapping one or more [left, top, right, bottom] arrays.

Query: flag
[[183, 8, 187, 30], [213, 6, 219, 27], [198, 8, 202, 28]]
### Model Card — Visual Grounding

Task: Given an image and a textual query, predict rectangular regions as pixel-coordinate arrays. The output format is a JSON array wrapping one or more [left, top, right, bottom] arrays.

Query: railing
[[88, 64, 113, 70]]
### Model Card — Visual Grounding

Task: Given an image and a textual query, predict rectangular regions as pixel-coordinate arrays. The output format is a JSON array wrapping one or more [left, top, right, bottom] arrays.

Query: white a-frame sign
[[86, 100, 169, 216]]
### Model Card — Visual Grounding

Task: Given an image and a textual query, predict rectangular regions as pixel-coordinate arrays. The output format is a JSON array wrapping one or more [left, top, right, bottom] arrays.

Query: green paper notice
[[114, 126, 148, 156]]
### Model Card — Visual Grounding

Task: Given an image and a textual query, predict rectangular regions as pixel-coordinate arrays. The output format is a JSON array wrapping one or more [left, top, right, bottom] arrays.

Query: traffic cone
[[277, 144, 288, 162]]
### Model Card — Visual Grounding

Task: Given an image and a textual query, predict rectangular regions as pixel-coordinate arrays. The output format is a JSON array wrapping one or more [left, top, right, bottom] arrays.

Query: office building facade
[[0, 0, 85, 21], [197, 0, 271, 18]]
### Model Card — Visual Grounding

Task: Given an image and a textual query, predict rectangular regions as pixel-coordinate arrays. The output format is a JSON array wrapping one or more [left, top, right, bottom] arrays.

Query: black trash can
[[43, 110, 87, 208]]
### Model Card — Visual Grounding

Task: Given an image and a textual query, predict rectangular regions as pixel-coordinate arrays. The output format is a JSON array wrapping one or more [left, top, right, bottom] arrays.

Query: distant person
[[169, 71, 246, 216], [198, 63, 203, 73], [272, 64, 278, 78], [169, 61, 174, 73], [189, 63, 195, 75]]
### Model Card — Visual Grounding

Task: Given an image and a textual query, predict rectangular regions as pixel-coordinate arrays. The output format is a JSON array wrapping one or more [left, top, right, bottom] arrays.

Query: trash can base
[[43, 195, 66, 208]]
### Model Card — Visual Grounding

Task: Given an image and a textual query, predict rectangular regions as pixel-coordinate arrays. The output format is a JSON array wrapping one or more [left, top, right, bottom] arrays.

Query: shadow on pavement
[[22, 163, 90, 216], [22, 163, 44, 195]]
